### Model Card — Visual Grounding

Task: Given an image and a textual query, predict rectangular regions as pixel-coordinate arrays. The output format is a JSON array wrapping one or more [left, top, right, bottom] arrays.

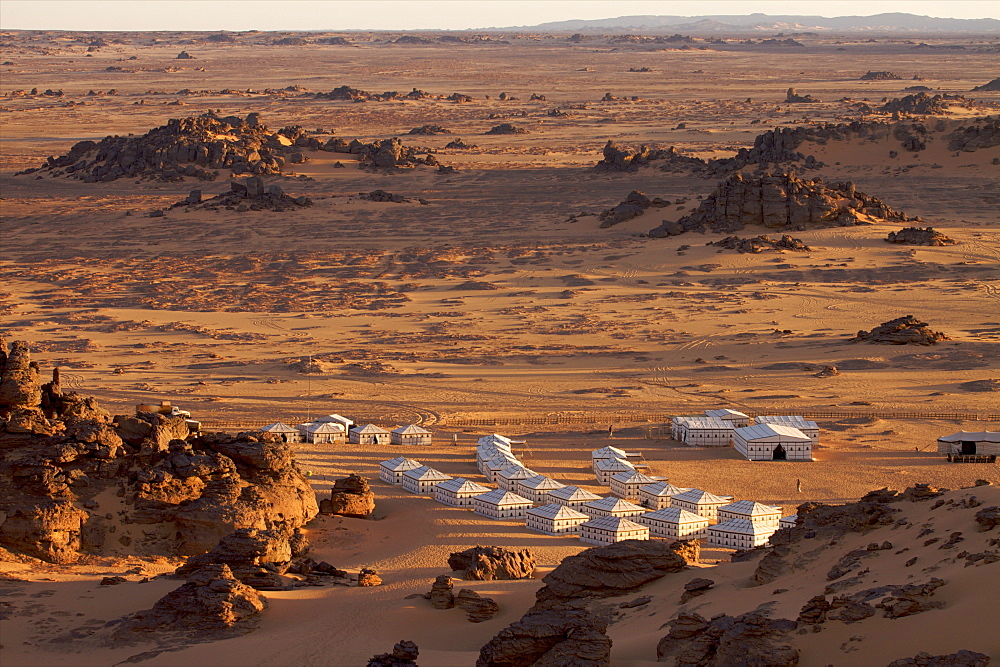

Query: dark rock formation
[[176, 51, 195, 60], [115, 564, 267, 634], [880, 93, 964, 115], [679, 577, 714, 603], [656, 611, 799, 666], [599, 190, 669, 228], [0, 340, 42, 414], [445, 138, 476, 149], [948, 117, 1000, 152], [594, 140, 705, 173], [319, 473, 375, 517], [649, 171, 911, 238], [448, 546, 536, 581], [179, 176, 312, 212], [860, 70, 902, 80], [0, 341, 318, 563], [709, 234, 811, 253], [477, 608, 611, 667], [972, 78, 1000, 92], [428, 574, 456, 608], [408, 124, 451, 135], [368, 640, 420, 667], [959, 379, 1000, 393], [360, 189, 407, 203], [456, 589, 500, 623], [887, 650, 991, 667], [974, 506, 1000, 532], [321, 136, 439, 170], [669, 539, 701, 565], [174, 528, 309, 590], [485, 123, 528, 135], [886, 227, 957, 246], [535, 540, 686, 608], [358, 567, 382, 586], [18, 113, 304, 182], [853, 315, 948, 345], [785, 87, 820, 103], [797, 595, 831, 624]]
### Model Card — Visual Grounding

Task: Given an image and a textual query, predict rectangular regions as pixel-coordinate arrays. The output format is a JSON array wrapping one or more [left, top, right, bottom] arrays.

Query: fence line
[[199, 409, 999, 431]]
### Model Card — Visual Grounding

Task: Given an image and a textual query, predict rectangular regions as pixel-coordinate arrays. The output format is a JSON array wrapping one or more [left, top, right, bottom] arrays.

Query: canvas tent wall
[[378, 457, 423, 485], [578, 516, 649, 545], [673, 417, 733, 447], [581, 497, 645, 518], [637, 482, 691, 510], [779, 514, 798, 529], [303, 421, 347, 444], [717, 500, 782, 528], [669, 489, 734, 522], [733, 424, 812, 461], [349, 424, 391, 445], [594, 457, 635, 485], [609, 471, 657, 501], [391, 424, 432, 446], [401, 466, 453, 494], [548, 485, 603, 508], [315, 414, 355, 432], [497, 466, 537, 493], [637, 507, 710, 540], [473, 489, 533, 520], [754, 416, 819, 446], [525, 503, 590, 535], [260, 422, 302, 443], [707, 518, 777, 550], [517, 475, 567, 505], [936, 431, 1000, 456], [434, 478, 491, 506]]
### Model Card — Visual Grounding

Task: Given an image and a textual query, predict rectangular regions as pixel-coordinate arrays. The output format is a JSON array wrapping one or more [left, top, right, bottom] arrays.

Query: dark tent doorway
[[772, 444, 787, 461], [961, 441, 977, 455]]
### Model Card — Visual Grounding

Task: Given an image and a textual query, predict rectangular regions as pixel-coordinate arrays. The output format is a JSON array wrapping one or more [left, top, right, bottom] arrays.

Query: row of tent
[[378, 435, 796, 549], [672, 410, 818, 461], [261, 414, 432, 445]]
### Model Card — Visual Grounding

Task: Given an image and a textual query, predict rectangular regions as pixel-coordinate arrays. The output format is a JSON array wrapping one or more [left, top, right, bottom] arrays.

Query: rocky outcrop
[[886, 227, 957, 246], [448, 546, 536, 581], [17, 113, 309, 182], [456, 589, 500, 623], [535, 540, 687, 608], [785, 87, 820, 103], [709, 234, 810, 253], [477, 608, 611, 667], [319, 473, 375, 517], [0, 340, 42, 414], [669, 539, 701, 565], [368, 640, 420, 667], [358, 567, 382, 586], [409, 124, 450, 135], [656, 611, 799, 666], [116, 564, 265, 636], [174, 528, 308, 590], [972, 78, 1000, 92], [853, 315, 948, 345], [321, 136, 439, 170], [880, 93, 965, 115], [0, 341, 318, 563], [178, 177, 312, 213], [887, 650, 991, 667], [599, 190, 669, 228], [594, 140, 705, 173], [485, 123, 528, 135], [649, 171, 911, 237], [860, 70, 902, 80], [679, 577, 714, 603], [428, 574, 456, 608], [974, 506, 1000, 532], [948, 117, 1000, 152], [360, 189, 407, 203]]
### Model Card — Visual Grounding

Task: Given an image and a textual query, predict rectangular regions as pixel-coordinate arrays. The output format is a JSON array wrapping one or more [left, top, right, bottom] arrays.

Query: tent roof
[[497, 466, 536, 480], [672, 489, 733, 505], [719, 500, 782, 516], [527, 503, 590, 520], [584, 497, 644, 513], [315, 414, 353, 424], [705, 408, 750, 419], [640, 507, 707, 523], [402, 466, 452, 482], [710, 518, 776, 536], [436, 478, 490, 494], [475, 488, 532, 506], [579, 515, 646, 532], [379, 457, 422, 471], [675, 417, 731, 429], [591, 445, 627, 458], [755, 415, 818, 429], [734, 424, 812, 442], [639, 482, 690, 497], [260, 422, 298, 433], [937, 431, 1000, 443], [610, 471, 656, 485], [393, 424, 431, 435], [306, 422, 345, 433], [594, 458, 635, 472], [519, 475, 566, 491], [548, 485, 602, 502], [352, 424, 390, 434]]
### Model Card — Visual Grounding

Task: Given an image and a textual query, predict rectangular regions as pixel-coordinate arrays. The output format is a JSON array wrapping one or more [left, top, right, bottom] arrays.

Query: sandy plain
[[1, 29, 999, 665]]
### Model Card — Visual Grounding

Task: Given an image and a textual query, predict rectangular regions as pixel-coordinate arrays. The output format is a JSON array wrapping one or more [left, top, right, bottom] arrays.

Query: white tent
[[637, 482, 691, 510], [547, 485, 603, 508], [705, 408, 752, 428], [609, 471, 658, 501], [517, 475, 567, 505], [473, 488, 533, 520], [753, 416, 819, 445], [401, 466, 453, 494], [391, 424, 432, 446], [733, 424, 813, 461], [637, 507, 710, 540], [483, 456, 520, 482], [349, 424, 391, 445], [434, 478, 491, 506], [315, 414, 355, 431], [936, 431, 1000, 456], [594, 457, 636, 485], [579, 515, 649, 545], [378, 456, 422, 484], [717, 500, 782, 528], [708, 518, 777, 550], [303, 421, 347, 444], [497, 466, 537, 493], [525, 503, 590, 535], [673, 417, 733, 447], [581, 497, 645, 518], [779, 514, 798, 529], [260, 422, 302, 443], [670, 489, 734, 522]]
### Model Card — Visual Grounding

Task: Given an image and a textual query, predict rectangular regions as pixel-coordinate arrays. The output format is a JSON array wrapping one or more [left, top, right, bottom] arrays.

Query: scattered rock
[[485, 123, 528, 135], [456, 589, 500, 623], [958, 379, 1000, 393], [174, 528, 310, 590], [709, 234, 810, 253], [428, 574, 455, 609], [656, 611, 799, 666], [880, 93, 965, 115], [974, 506, 1000, 532], [477, 607, 611, 667], [176, 51, 195, 60], [860, 70, 902, 80], [358, 567, 382, 587], [408, 124, 450, 135], [797, 595, 831, 624], [887, 651, 991, 667], [368, 640, 419, 667], [319, 473, 375, 517], [785, 87, 820, 103], [679, 577, 714, 603], [360, 190, 407, 203], [886, 227, 957, 246], [448, 546, 536, 581], [598, 190, 669, 228], [852, 315, 948, 345]]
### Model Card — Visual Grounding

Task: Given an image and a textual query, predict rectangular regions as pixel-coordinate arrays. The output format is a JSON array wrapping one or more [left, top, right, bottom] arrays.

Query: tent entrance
[[772, 444, 787, 461], [961, 441, 977, 455]]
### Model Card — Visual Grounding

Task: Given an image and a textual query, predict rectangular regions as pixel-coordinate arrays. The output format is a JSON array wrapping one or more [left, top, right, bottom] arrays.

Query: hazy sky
[[2, 0, 999, 31]]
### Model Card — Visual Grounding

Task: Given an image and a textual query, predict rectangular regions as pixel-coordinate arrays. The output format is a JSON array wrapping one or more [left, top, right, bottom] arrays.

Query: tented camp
[[754, 416, 819, 446], [581, 497, 646, 519], [548, 485, 603, 509], [609, 471, 658, 501], [594, 457, 636, 485], [349, 424, 391, 445], [401, 466, 453, 495], [315, 414, 355, 432], [579, 516, 650, 546], [705, 408, 752, 428], [378, 457, 423, 485], [497, 466, 537, 493], [779, 514, 798, 529], [637, 482, 691, 510], [637, 507, 710, 540], [733, 424, 813, 461], [517, 475, 567, 505], [591, 445, 641, 468], [717, 500, 782, 528], [473, 489, 533, 520], [673, 417, 733, 447], [483, 456, 520, 482], [260, 422, 302, 443], [708, 518, 777, 550], [525, 503, 590, 535], [669, 489, 734, 522], [391, 424, 432, 446], [434, 478, 491, 507], [303, 421, 347, 444], [936, 431, 1000, 456]]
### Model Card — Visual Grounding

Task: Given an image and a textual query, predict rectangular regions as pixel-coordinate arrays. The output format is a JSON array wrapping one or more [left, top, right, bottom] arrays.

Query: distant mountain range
[[514, 12, 1000, 34]]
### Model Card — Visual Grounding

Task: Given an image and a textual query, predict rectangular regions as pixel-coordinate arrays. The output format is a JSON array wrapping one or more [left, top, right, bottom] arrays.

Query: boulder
[[853, 315, 948, 345], [973, 506, 1000, 532], [320, 473, 375, 517], [0, 501, 87, 563], [679, 577, 714, 603], [448, 546, 536, 581], [598, 190, 669, 228], [485, 123, 528, 135], [456, 589, 500, 623], [368, 640, 419, 667], [785, 87, 820, 103], [428, 574, 455, 609], [656, 611, 799, 666], [0, 341, 42, 413], [797, 595, 831, 624], [477, 607, 611, 667], [886, 227, 957, 246], [886, 651, 991, 667], [174, 528, 300, 589], [358, 567, 382, 586], [115, 564, 266, 634]]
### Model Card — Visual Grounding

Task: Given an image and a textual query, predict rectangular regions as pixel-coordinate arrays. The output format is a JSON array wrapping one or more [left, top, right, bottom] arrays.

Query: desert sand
[[1, 27, 999, 666]]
